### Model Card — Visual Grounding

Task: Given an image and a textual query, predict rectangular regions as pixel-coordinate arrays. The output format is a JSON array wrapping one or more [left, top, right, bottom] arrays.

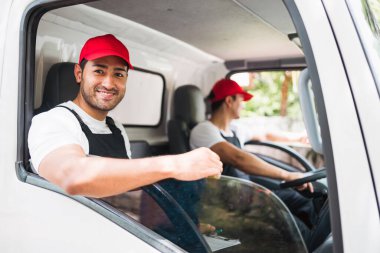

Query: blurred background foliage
[[231, 71, 302, 120], [364, 0, 380, 36]]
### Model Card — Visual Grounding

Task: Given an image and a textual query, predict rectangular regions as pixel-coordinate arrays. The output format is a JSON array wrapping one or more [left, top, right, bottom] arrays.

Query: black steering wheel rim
[[245, 140, 316, 172], [280, 168, 327, 188]]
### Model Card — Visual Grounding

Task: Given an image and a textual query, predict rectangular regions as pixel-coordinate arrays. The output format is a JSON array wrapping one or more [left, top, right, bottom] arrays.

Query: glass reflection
[[102, 176, 307, 253]]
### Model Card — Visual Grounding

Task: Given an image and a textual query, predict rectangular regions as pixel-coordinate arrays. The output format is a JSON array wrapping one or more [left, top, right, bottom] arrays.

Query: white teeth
[[97, 90, 115, 95]]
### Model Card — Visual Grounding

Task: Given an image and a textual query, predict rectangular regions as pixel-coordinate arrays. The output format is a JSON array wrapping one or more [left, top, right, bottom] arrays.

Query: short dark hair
[[79, 59, 88, 70], [208, 90, 236, 113]]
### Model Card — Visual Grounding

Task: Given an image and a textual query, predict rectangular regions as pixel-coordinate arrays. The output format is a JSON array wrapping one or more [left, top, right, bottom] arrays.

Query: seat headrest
[[173, 85, 205, 128], [37, 62, 79, 113]]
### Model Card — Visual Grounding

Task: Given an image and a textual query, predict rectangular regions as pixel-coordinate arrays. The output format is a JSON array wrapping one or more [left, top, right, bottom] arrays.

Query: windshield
[[347, 0, 380, 94]]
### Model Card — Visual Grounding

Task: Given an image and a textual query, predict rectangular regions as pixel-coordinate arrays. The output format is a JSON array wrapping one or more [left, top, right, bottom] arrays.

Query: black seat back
[[168, 85, 206, 154], [35, 62, 78, 114], [129, 140, 152, 158]]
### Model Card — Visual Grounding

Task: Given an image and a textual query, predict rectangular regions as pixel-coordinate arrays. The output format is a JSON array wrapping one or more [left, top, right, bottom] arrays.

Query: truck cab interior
[[15, 0, 380, 252]]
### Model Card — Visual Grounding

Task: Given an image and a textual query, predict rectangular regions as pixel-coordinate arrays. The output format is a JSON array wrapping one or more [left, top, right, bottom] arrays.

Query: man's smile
[[96, 87, 118, 101]]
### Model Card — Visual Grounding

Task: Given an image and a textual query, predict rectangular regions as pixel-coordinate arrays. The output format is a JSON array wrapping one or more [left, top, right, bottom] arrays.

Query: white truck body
[[0, 0, 379, 252]]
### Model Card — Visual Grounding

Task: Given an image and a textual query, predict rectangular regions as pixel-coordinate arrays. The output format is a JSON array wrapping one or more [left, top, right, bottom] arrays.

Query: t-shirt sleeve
[[190, 122, 226, 149], [28, 109, 83, 173]]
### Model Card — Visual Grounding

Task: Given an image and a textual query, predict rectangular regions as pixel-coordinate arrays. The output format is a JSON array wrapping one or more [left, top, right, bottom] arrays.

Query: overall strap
[[105, 116, 123, 135], [220, 130, 249, 180], [56, 105, 92, 135], [220, 130, 242, 149], [56, 105, 129, 159]]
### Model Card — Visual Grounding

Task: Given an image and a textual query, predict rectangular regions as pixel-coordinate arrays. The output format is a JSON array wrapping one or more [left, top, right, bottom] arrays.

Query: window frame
[[15, 0, 339, 252], [284, 0, 342, 251], [346, 0, 380, 96], [226, 66, 305, 79]]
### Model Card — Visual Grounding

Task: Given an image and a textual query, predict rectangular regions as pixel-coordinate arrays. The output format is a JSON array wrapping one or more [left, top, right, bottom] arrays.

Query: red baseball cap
[[210, 79, 253, 103], [79, 34, 133, 69]]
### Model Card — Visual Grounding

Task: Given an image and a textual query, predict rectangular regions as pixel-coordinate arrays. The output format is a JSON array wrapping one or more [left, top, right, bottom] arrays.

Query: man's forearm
[[236, 152, 289, 180], [237, 152, 311, 191], [40, 148, 177, 198], [39, 145, 222, 198], [61, 155, 177, 198]]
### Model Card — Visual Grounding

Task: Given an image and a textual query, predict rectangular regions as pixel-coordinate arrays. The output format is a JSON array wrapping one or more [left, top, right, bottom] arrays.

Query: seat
[[129, 140, 152, 158], [165, 84, 209, 237], [28, 62, 78, 172], [35, 62, 78, 114], [167, 84, 206, 154]]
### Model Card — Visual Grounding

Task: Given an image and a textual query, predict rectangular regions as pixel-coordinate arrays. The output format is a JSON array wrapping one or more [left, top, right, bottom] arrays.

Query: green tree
[[238, 71, 302, 119]]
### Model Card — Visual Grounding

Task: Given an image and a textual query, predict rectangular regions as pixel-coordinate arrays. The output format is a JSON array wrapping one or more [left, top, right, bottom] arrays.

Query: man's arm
[[39, 144, 222, 198], [210, 141, 312, 191], [250, 131, 309, 144]]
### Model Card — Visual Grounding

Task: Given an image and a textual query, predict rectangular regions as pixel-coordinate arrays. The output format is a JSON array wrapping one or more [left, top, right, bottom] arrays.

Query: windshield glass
[[347, 0, 380, 94]]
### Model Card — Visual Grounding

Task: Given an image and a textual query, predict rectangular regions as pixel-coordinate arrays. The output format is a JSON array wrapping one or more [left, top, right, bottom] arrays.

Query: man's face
[[75, 56, 128, 113], [230, 94, 244, 119]]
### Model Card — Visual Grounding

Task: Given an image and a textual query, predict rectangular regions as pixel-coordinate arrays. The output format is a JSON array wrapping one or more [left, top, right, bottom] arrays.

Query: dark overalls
[[60, 106, 206, 251], [220, 131, 251, 181], [220, 130, 330, 252], [58, 106, 129, 159]]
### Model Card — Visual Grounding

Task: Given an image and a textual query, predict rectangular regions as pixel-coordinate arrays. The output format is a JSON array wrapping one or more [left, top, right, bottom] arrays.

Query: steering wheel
[[280, 168, 327, 188], [245, 140, 315, 172]]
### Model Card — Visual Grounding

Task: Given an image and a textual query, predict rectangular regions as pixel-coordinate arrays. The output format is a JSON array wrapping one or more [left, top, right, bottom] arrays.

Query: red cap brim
[[84, 50, 134, 70], [240, 91, 253, 101]]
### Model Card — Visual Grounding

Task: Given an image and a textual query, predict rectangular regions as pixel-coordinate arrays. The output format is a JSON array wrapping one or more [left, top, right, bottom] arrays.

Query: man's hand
[[199, 223, 216, 234], [284, 172, 314, 192], [172, 147, 223, 181], [298, 136, 310, 144]]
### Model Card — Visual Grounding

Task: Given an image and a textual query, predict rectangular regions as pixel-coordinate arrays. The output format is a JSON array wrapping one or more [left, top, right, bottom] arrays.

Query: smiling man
[[28, 34, 222, 198]]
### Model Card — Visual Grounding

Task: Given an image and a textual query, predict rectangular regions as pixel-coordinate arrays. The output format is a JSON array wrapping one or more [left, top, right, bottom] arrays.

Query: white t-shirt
[[190, 121, 252, 150], [28, 101, 131, 173]]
